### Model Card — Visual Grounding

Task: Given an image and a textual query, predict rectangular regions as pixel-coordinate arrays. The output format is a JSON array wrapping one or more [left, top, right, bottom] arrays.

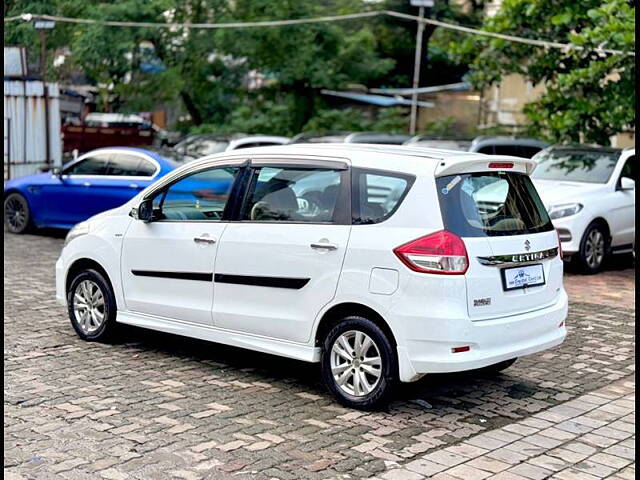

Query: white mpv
[[56, 144, 568, 409]]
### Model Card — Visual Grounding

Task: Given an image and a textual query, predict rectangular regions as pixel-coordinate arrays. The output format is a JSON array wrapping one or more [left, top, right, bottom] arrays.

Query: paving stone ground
[[4, 231, 635, 479]]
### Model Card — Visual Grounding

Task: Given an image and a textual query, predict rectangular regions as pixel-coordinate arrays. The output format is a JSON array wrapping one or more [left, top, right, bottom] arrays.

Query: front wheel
[[576, 223, 608, 274], [321, 316, 397, 410], [67, 269, 119, 341], [4, 192, 32, 234]]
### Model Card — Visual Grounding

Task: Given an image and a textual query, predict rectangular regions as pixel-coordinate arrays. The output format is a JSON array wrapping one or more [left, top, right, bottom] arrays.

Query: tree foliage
[[5, 0, 491, 136], [453, 0, 635, 145]]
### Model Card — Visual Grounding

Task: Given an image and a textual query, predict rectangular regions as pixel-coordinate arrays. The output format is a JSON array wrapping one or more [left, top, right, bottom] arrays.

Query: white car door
[[120, 162, 245, 324], [608, 152, 635, 249], [213, 158, 351, 343]]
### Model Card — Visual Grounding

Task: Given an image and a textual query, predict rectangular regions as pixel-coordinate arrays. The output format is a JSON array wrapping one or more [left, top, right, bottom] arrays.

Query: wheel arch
[[314, 302, 397, 348], [66, 257, 115, 301]]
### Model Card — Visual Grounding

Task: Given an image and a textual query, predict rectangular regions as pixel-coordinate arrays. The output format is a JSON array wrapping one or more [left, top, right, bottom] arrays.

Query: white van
[[56, 144, 568, 409]]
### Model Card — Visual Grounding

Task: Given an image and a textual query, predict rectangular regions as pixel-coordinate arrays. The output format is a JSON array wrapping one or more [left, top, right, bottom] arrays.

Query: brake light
[[488, 162, 514, 169], [394, 230, 469, 275], [556, 229, 563, 259]]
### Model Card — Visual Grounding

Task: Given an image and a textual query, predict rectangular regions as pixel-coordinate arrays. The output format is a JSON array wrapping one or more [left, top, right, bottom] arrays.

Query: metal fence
[[4, 79, 62, 180]]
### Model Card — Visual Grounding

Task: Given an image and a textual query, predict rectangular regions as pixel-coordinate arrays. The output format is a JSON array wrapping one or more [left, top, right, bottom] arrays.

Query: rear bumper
[[396, 289, 568, 382]]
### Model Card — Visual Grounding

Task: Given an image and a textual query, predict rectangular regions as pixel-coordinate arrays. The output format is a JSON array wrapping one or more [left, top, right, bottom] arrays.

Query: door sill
[[116, 310, 321, 363]]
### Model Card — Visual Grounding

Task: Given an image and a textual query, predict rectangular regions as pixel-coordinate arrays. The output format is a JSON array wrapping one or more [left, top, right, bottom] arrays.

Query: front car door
[[36, 150, 161, 228], [120, 160, 245, 324], [213, 157, 352, 343], [36, 152, 111, 227], [608, 151, 635, 249]]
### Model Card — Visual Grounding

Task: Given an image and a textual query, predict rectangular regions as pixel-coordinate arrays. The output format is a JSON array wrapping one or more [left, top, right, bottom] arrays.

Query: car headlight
[[547, 203, 583, 220], [64, 222, 90, 247]]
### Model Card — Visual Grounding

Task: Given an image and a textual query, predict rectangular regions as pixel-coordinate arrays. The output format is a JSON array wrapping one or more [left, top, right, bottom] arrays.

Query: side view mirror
[[52, 167, 63, 178], [620, 177, 635, 190], [130, 199, 154, 222]]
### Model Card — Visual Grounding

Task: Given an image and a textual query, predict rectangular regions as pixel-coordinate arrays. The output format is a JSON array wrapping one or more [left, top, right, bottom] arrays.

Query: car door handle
[[129, 183, 139, 189], [310, 242, 338, 251], [194, 236, 216, 244], [83, 182, 91, 187]]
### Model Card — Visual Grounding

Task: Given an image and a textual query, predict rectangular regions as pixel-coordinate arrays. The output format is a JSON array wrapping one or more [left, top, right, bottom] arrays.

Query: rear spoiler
[[434, 156, 537, 177]]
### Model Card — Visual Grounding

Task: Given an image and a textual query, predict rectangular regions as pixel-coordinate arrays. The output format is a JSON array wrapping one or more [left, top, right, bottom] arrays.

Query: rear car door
[[121, 162, 244, 324], [435, 168, 562, 321], [212, 157, 351, 343]]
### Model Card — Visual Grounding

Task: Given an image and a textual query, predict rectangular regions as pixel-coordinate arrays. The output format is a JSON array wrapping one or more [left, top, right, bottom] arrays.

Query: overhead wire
[[4, 10, 634, 57]]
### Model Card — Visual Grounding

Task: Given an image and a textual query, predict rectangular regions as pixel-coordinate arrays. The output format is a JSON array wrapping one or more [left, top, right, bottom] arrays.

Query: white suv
[[56, 145, 568, 409], [532, 146, 635, 273]]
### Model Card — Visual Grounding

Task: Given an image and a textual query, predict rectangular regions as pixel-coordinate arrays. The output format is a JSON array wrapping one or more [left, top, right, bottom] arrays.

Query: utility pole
[[409, 1, 433, 135], [34, 19, 55, 168]]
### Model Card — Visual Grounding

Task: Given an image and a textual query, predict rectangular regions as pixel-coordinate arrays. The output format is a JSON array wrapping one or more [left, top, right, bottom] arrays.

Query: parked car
[[289, 132, 410, 145], [531, 145, 635, 273], [469, 136, 549, 158], [404, 135, 472, 151], [173, 134, 290, 161], [56, 144, 567, 409], [4, 147, 180, 233]]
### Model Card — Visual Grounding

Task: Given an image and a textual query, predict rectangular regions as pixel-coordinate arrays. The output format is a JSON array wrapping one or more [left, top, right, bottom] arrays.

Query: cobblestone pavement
[[4, 231, 635, 479]]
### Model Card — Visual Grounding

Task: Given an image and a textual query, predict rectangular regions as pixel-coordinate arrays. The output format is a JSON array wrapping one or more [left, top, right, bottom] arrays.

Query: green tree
[[453, 0, 635, 145]]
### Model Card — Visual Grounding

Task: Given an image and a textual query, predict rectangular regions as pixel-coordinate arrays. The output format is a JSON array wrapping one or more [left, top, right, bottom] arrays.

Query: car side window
[[493, 145, 520, 156], [106, 153, 157, 177], [64, 155, 110, 175], [243, 166, 342, 223], [477, 145, 495, 155], [153, 166, 240, 221], [352, 169, 413, 224], [517, 146, 543, 158]]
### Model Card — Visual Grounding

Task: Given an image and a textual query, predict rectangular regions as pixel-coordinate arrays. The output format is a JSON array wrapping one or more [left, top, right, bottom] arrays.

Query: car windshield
[[532, 149, 621, 183]]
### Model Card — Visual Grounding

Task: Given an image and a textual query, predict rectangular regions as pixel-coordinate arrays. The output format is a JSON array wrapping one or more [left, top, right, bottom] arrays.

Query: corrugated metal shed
[[4, 79, 62, 179]]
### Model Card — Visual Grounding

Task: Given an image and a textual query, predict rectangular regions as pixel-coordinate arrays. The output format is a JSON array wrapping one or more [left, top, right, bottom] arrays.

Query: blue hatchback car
[[4, 147, 180, 233]]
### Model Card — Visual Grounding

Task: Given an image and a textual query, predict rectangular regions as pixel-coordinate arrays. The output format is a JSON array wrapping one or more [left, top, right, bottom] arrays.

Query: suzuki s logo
[[524, 240, 531, 251]]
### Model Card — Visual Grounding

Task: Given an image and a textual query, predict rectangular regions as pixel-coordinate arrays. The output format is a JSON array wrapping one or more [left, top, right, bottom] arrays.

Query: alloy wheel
[[330, 330, 382, 397], [5, 195, 28, 232], [73, 280, 106, 334], [585, 229, 605, 269]]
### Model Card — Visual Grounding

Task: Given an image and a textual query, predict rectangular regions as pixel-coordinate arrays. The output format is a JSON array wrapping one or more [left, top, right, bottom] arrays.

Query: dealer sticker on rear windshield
[[441, 175, 462, 195]]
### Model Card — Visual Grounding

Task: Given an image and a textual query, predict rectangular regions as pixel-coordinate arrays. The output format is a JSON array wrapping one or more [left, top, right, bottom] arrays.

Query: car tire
[[321, 316, 397, 410], [479, 358, 517, 374], [4, 192, 32, 234], [67, 269, 119, 342], [576, 222, 609, 274]]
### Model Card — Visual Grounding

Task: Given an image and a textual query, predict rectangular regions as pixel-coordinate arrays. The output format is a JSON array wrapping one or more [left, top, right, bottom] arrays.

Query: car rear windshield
[[436, 172, 554, 237], [532, 149, 620, 183]]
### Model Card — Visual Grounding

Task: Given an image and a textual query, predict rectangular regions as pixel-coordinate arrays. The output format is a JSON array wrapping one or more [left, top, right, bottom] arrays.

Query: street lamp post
[[409, 0, 433, 135], [34, 19, 55, 169]]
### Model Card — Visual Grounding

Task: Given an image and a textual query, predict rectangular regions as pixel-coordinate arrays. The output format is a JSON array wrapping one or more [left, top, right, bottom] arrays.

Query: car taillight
[[556, 229, 563, 260], [394, 230, 469, 275]]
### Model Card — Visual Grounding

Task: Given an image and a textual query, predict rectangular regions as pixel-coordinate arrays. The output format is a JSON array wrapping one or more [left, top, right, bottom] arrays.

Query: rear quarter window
[[352, 168, 414, 224]]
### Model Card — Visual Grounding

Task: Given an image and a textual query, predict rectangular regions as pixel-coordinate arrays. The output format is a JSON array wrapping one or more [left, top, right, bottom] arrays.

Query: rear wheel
[[4, 192, 31, 234], [67, 269, 119, 341], [321, 316, 397, 410], [576, 223, 608, 274]]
